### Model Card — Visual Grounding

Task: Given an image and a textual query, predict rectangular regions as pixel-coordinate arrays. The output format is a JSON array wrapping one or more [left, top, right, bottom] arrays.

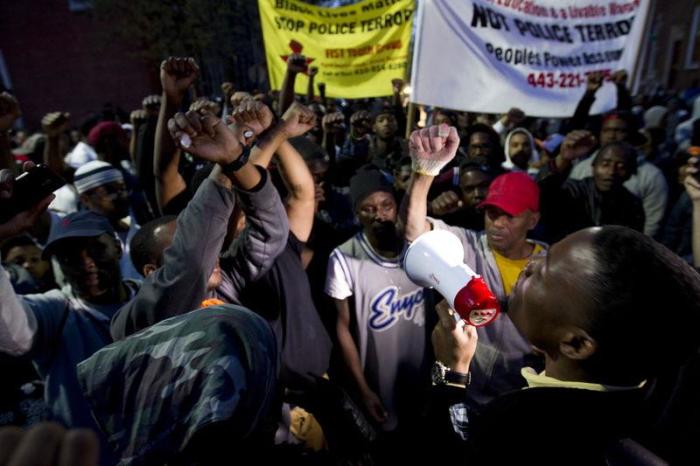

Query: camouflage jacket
[[78, 304, 278, 466]]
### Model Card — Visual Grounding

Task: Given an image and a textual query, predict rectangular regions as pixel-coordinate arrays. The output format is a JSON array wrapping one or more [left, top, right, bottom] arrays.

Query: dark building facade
[[0, 0, 160, 130]]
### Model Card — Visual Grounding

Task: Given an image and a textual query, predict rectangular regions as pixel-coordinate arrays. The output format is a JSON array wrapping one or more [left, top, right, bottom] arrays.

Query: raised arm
[[492, 108, 525, 137], [569, 71, 603, 131], [611, 70, 632, 112], [317, 81, 327, 108], [41, 112, 70, 177], [249, 102, 317, 242], [321, 111, 345, 160], [400, 124, 460, 242], [0, 164, 54, 354], [129, 109, 148, 166], [216, 101, 289, 296], [539, 130, 597, 179], [307, 66, 318, 103], [279, 53, 307, 115], [391, 78, 408, 136], [154, 57, 199, 213], [111, 108, 271, 339]]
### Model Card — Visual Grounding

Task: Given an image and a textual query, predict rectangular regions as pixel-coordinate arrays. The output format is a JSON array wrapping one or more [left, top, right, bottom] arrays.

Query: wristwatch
[[221, 146, 251, 173], [431, 361, 471, 389]]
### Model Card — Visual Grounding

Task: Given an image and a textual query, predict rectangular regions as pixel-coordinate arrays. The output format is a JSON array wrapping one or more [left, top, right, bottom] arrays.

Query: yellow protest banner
[[258, 0, 415, 99]]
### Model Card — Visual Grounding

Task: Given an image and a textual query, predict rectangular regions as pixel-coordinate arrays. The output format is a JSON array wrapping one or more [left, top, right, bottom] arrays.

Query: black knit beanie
[[349, 165, 396, 211]]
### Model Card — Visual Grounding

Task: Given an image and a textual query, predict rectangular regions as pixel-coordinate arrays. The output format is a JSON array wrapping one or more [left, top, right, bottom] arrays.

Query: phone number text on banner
[[411, 0, 649, 118], [258, 0, 415, 99]]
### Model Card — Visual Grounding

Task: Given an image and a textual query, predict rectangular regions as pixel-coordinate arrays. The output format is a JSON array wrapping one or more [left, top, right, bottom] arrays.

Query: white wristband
[[412, 158, 449, 176]]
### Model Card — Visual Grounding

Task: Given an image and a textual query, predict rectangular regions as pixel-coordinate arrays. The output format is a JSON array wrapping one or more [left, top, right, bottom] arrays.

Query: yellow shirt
[[492, 243, 544, 295], [521, 367, 646, 392]]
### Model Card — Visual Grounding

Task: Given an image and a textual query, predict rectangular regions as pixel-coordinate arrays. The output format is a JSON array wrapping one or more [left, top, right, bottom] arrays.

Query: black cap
[[349, 165, 395, 210], [43, 210, 115, 259]]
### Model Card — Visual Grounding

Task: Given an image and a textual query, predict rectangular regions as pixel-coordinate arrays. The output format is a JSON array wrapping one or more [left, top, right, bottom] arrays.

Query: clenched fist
[[409, 124, 460, 176], [280, 102, 316, 139], [160, 57, 199, 101], [430, 191, 464, 216]]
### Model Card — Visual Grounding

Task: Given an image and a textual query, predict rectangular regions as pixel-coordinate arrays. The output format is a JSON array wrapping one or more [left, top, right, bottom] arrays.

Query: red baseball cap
[[478, 172, 539, 216], [87, 121, 128, 148]]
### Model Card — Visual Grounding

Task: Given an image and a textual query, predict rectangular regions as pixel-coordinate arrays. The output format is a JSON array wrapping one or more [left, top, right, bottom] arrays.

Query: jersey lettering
[[369, 286, 425, 331]]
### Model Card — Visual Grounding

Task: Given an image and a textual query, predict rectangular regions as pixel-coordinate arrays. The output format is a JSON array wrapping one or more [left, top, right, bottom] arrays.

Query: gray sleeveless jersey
[[325, 232, 426, 431]]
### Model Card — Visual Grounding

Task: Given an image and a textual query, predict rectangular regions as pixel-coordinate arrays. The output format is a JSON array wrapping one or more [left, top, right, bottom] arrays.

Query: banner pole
[[630, 0, 655, 95], [404, 1, 419, 139], [405, 102, 416, 138]]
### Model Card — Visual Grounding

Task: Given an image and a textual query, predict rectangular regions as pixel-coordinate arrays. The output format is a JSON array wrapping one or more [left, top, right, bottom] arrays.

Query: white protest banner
[[411, 0, 650, 118]]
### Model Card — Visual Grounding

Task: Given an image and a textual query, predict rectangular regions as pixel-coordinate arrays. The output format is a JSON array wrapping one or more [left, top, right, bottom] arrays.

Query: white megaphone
[[403, 229, 500, 327]]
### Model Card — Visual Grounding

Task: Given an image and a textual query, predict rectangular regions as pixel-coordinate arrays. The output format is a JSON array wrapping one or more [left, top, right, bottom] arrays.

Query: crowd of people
[[1, 53, 700, 465]]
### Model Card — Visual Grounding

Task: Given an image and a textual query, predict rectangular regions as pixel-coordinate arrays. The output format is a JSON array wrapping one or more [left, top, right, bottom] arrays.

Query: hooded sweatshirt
[[643, 105, 669, 129], [502, 128, 540, 177]]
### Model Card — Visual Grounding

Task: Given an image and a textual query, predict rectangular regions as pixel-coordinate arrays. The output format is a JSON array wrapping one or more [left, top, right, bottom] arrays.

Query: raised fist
[[430, 190, 464, 216], [190, 98, 221, 116], [221, 82, 235, 99], [350, 110, 372, 137], [322, 112, 345, 134], [287, 53, 308, 74], [130, 109, 148, 127], [408, 124, 460, 176], [142, 94, 161, 117], [560, 130, 597, 161], [586, 71, 604, 93], [280, 102, 316, 139], [41, 112, 70, 138], [160, 57, 199, 101], [230, 100, 275, 146], [504, 107, 525, 127], [611, 69, 628, 87], [308, 66, 319, 77], [168, 110, 241, 165], [230, 91, 253, 109], [391, 78, 404, 94]]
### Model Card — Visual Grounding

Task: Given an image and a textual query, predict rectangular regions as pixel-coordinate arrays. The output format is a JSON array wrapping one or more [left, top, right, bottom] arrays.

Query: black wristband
[[432, 361, 471, 389], [221, 146, 251, 173]]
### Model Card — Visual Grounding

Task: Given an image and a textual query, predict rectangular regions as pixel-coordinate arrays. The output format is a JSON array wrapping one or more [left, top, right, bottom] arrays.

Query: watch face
[[431, 362, 446, 385]]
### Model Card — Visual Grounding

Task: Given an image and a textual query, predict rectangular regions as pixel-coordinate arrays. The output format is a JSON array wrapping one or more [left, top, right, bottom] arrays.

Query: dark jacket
[[111, 168, 289, 340], [427, 386, 645, 466], [467, 387, 645, 465], [658, 191, 693, 261], [538, 166, 645, 243]]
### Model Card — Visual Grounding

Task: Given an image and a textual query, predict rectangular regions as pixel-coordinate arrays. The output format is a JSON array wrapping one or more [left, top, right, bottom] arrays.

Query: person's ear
[[528, 211, 540, 230], [559, 327, 597, 361], [79, 193, 93, 210], [112, 236, 123, 260], [142, 264, 157, 277]]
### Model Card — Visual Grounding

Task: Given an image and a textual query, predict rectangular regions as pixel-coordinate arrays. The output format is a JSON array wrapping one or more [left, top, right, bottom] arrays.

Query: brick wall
[[642, 0, 700, 92], [0, 0, 159, 130]]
